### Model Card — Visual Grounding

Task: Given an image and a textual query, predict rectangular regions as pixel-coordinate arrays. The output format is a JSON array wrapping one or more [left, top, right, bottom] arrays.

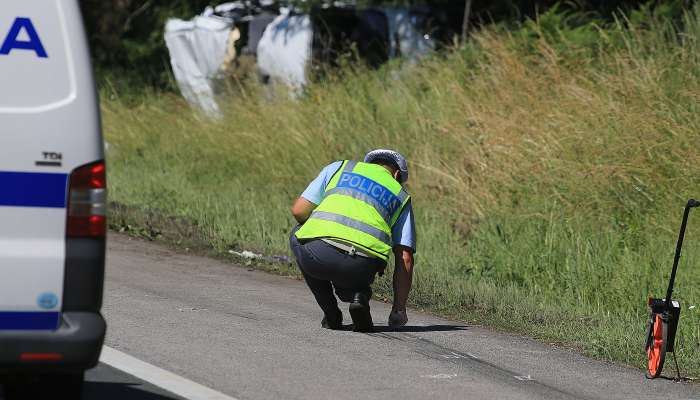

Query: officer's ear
[[392, 169, 401, 182]]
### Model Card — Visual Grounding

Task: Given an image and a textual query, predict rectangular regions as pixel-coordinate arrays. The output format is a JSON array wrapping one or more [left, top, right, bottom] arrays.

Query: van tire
[[4, 371, 84, 399]]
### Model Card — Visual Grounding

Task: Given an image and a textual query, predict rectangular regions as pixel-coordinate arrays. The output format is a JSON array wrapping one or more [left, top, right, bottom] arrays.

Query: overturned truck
[[165, 2, 463, 116]]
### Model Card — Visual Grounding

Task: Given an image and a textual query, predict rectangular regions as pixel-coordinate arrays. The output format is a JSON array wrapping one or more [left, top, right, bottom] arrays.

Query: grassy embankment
[[104, 7, 700, 375]]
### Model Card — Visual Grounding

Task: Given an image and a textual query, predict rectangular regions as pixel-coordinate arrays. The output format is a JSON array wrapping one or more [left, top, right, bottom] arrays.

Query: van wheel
[[4, 372, 84, 399]]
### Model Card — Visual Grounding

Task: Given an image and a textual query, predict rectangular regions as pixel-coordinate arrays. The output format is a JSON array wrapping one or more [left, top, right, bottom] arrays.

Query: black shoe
[[321, 308, 343, 330], [349, 293, 373, 332]]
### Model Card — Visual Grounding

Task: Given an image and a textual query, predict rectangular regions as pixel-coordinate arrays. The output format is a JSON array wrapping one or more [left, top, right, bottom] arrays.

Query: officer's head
[[364, 149, 409, 184]]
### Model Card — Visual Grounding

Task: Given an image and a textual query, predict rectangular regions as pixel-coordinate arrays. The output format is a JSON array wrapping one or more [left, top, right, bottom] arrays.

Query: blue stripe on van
[[0, 312, 60, 330], [0, 171, 68, 208]]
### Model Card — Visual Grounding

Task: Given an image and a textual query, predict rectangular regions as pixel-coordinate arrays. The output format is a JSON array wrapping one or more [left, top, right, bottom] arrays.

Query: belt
[[321, 239, 375, 259]]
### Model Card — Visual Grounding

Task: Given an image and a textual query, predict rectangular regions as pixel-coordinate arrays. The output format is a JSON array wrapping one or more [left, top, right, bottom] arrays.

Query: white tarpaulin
[[164, 16, 233, 117], [256, 14, 312, 91], [165, 5, 434, 113]]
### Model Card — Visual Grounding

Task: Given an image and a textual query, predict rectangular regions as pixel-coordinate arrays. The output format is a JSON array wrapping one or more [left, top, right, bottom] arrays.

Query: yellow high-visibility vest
[[295, 160, 410, 261]]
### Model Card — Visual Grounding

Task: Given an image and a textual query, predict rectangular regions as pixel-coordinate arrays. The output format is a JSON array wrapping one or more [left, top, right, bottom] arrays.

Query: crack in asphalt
[[366, 330, 592, 400]]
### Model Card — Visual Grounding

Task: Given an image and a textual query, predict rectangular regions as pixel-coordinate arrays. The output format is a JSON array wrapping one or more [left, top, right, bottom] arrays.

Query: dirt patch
[[108, 202, 299, 277]]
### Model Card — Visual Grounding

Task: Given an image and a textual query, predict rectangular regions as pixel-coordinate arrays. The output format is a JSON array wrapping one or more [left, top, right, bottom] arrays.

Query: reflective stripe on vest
[[309, 210, 392, 246]]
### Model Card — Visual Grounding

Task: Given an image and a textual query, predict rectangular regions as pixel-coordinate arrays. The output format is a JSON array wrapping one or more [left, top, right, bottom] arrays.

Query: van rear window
[[0, 0, 73, 111]]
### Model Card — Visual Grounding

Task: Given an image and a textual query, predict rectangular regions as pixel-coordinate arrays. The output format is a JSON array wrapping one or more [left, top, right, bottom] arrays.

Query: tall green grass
[[104, 6, 700, 374]]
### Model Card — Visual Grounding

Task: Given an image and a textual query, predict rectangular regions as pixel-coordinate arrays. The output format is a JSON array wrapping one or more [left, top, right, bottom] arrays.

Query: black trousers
[[289, 225, 386, 317]]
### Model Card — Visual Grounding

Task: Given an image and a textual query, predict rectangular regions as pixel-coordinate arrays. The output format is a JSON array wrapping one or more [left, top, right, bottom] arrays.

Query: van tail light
[[66, 161, 106, 238], [20, 352, 64, 362]]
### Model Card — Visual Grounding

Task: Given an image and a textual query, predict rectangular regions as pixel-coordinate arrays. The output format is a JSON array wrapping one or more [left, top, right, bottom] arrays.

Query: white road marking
[[100, 346, 239, 400], [439, 351, 476, 360], [514, 375, 534, 381], [422, 373, 458, 379]]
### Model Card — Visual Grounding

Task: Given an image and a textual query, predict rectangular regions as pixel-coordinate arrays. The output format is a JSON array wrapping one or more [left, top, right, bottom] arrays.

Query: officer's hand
[[388, 309, 408, 328]]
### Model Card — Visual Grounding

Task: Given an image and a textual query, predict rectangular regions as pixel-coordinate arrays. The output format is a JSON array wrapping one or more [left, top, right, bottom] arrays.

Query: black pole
[[462, 0, 473, 41], [665, 199, 699, 308]]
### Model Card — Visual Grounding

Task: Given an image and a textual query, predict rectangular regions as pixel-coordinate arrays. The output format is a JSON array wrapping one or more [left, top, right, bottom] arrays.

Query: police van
[[0, 0, 106, 397]]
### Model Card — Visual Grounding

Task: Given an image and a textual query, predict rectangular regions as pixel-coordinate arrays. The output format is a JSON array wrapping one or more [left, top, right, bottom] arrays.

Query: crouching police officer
[[289, 149, 416, 332]]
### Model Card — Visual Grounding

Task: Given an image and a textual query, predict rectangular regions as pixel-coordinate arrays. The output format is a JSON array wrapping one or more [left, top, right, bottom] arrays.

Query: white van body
[[0, 0, 106, 394]]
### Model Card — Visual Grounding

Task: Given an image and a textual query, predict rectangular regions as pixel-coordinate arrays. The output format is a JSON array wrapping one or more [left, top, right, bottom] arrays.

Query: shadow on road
[[83, 382, 181, 400], [372, 325, 469, 333], [332, 324, 468, 333], [0, 382, 180, 400], [654, 374, 694, 383]]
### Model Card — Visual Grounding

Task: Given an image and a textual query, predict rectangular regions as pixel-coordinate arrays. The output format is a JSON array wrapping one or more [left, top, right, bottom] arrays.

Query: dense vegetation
[[80, 0, 679, 87], [103, 2, 700, 375]]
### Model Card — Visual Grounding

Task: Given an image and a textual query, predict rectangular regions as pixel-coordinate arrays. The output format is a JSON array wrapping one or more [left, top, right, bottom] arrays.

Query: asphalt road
[[83, 363, 184, 400], [97, 233, 700, 400], [5, 233, 699, 399], [0, 363, 184, 400]]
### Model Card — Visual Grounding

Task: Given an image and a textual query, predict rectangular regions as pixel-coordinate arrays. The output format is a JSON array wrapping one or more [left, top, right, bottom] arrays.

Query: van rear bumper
[[0, 312, 105, 373]]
